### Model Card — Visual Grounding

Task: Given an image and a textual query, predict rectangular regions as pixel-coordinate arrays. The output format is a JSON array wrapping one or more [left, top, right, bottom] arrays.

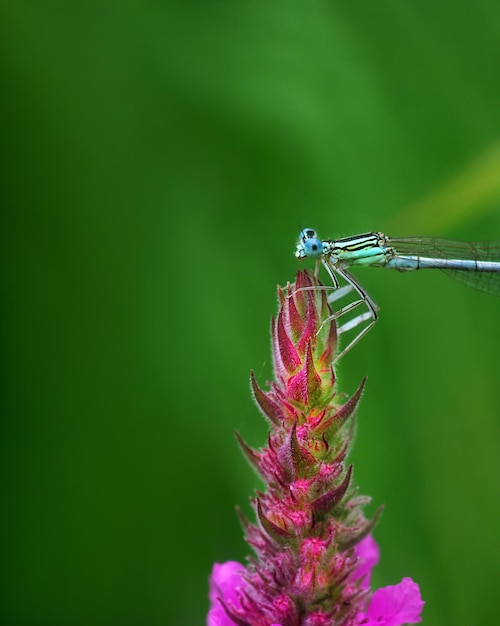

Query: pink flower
[[354, 537, 423, 625], [208, 562, 246, 626], [358, 577, 423, 625], [207, 271, 424, 625], [208, 537, 423, 626]]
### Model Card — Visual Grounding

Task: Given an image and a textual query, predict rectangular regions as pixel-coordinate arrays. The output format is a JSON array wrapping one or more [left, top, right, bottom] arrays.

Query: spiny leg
[[324, 264, 379, 362]]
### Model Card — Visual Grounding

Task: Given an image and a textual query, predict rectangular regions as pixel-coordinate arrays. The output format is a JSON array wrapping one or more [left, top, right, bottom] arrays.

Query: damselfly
[[295, 228, 500, 360]]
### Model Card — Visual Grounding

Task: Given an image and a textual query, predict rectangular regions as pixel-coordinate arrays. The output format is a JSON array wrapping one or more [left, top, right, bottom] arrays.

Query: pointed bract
[[256, 499, 292, 543], [250, 372, 283, 425], [289, 423, 317, 476], [276, 309, 302, 376], [311, 465, 353, 518], [287, 341, 323, 406], [234, 431, 266, 479]]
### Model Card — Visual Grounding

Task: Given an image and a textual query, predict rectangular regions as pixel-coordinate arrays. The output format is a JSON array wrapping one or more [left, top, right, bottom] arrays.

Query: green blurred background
[[2, 2, 500, 625]]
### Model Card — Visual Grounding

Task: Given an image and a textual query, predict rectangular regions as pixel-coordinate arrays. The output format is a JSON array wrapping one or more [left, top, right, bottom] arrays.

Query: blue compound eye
[[303, 237, 324, 258], [299, 228, 317, 242]]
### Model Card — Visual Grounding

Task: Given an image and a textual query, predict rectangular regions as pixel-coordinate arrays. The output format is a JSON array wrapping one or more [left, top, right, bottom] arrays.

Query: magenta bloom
[[209, 537, 422, 626], [208, 271, 424, 625]]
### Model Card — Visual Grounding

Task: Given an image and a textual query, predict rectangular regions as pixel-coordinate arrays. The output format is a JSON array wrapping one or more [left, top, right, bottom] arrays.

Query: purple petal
[[207, 561, 246, 626], [361, 577, 424, 626], [352, 535, 380, 588]]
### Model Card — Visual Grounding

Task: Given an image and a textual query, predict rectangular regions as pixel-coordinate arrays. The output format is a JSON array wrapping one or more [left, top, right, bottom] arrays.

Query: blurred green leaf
[[390, 143, 500, 234]]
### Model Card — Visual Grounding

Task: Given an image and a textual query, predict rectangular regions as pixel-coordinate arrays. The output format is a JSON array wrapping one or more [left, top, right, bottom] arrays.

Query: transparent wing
[[388, 237, 500, 295]]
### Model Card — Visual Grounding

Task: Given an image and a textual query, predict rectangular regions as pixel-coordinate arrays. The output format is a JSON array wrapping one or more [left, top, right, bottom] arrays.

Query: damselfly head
[[295, 228, 324, 260], [299, 228, 317, 242]]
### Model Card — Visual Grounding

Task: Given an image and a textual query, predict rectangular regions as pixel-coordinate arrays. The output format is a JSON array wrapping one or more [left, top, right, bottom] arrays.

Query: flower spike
[[208, 270, 424, 626]]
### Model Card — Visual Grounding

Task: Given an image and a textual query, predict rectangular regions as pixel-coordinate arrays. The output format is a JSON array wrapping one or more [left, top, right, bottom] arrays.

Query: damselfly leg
[[293, 259, 379, 362], [320, 260, 379, 362]]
